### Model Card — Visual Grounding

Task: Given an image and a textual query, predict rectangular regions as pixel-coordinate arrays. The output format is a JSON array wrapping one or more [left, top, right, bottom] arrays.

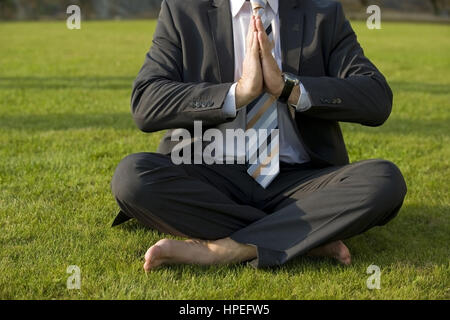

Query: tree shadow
[[345, 117, 449, 137], [390, 81, 450, 95], [0, 112, 135, 131], [0, 76, 135, 90]]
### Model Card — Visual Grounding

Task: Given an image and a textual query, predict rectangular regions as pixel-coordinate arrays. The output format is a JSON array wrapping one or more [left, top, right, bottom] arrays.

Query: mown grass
[[0, 20, 449, 299]]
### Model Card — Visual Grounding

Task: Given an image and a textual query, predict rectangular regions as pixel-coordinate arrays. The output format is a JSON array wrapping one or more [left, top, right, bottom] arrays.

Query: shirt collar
[[230, 0, 278, 17]]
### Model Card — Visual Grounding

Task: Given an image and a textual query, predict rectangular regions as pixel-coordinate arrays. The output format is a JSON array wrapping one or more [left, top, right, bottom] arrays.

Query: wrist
[[287, 84, 301, 106], [235, 80, 253, 109], [274, 76, 284, 98]]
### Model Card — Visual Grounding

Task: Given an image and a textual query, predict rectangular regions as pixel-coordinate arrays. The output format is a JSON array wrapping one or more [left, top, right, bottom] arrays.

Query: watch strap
[[278, 73, 296, 104]]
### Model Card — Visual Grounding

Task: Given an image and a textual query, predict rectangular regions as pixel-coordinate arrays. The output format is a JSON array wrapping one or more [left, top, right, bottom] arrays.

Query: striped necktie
[[246, 0, 279, 188]]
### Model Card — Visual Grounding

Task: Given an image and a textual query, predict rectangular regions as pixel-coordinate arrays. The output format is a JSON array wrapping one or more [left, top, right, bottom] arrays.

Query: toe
[[336, 242, 351, 265], [143, 245, 159, 271], [145, 246, 153, 261]]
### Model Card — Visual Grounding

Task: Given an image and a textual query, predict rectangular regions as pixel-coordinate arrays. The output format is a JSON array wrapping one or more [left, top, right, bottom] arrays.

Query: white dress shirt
[[222, 0, 311, 164]]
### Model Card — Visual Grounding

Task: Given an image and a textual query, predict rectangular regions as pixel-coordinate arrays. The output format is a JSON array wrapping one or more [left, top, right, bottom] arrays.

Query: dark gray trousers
[[111, 152, 407, 268]]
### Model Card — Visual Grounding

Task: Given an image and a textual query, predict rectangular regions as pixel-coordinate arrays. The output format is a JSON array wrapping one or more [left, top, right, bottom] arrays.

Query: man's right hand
[[235, 15, 263, 109]]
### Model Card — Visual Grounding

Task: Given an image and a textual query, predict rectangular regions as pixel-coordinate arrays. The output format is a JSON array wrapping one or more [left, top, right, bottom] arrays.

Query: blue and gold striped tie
[[246, 0, 279, 188]]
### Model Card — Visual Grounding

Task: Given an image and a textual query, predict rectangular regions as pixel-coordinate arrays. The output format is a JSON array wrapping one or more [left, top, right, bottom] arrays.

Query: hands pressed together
[[235, 15, 285, 109]]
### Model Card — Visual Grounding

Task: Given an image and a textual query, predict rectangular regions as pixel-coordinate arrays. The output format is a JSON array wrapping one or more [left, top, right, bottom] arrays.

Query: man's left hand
[[255, 16, 284, 98]]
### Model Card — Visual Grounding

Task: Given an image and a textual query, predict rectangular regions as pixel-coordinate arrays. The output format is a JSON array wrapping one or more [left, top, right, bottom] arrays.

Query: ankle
[[208, 238, 256, 263]]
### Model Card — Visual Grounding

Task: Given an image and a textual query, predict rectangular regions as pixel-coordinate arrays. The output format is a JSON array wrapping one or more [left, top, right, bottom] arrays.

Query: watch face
[[284, 73, 298, 85]]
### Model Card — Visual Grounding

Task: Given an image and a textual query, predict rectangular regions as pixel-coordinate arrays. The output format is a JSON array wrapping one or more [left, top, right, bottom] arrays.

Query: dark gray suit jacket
[[131, 0, 393, 167]]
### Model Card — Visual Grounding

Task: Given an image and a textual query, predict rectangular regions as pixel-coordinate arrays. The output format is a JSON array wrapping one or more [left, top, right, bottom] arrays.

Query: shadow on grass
[[0, 76, 135, 90], [346, 117, 449, 137], [114, 203, 449, 274], [390, 81, 450, 95], [0, 112, 135, 131], [1, 111, 448, 137], [266, 203, 450, 273], [1, 77, 448, 95]]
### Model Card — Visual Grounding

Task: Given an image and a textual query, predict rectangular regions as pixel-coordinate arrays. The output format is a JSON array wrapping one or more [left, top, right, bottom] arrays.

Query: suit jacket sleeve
[[299, 2, 393, 127], [131, 0, 234, 132]]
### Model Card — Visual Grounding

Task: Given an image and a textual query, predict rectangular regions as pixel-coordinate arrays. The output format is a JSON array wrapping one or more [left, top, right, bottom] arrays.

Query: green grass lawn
[[0, 20, 449, 300]]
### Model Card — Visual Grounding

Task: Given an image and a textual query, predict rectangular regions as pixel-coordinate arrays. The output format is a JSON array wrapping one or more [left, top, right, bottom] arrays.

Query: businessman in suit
[[111, 0, 407, 271]]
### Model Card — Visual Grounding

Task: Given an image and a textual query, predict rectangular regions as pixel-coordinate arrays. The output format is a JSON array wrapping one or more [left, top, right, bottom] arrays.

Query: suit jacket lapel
[[208, 0, 235, 83], [279, 0, 304, 75]]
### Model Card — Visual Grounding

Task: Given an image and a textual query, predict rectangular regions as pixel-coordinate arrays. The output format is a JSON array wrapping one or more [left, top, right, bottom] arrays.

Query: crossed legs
[[111, 153, 406, 270]]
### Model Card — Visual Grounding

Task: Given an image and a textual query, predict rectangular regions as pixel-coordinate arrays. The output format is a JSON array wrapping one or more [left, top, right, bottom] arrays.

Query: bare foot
[[307, 241, 351, 265], [143, 238, 257, 271]]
